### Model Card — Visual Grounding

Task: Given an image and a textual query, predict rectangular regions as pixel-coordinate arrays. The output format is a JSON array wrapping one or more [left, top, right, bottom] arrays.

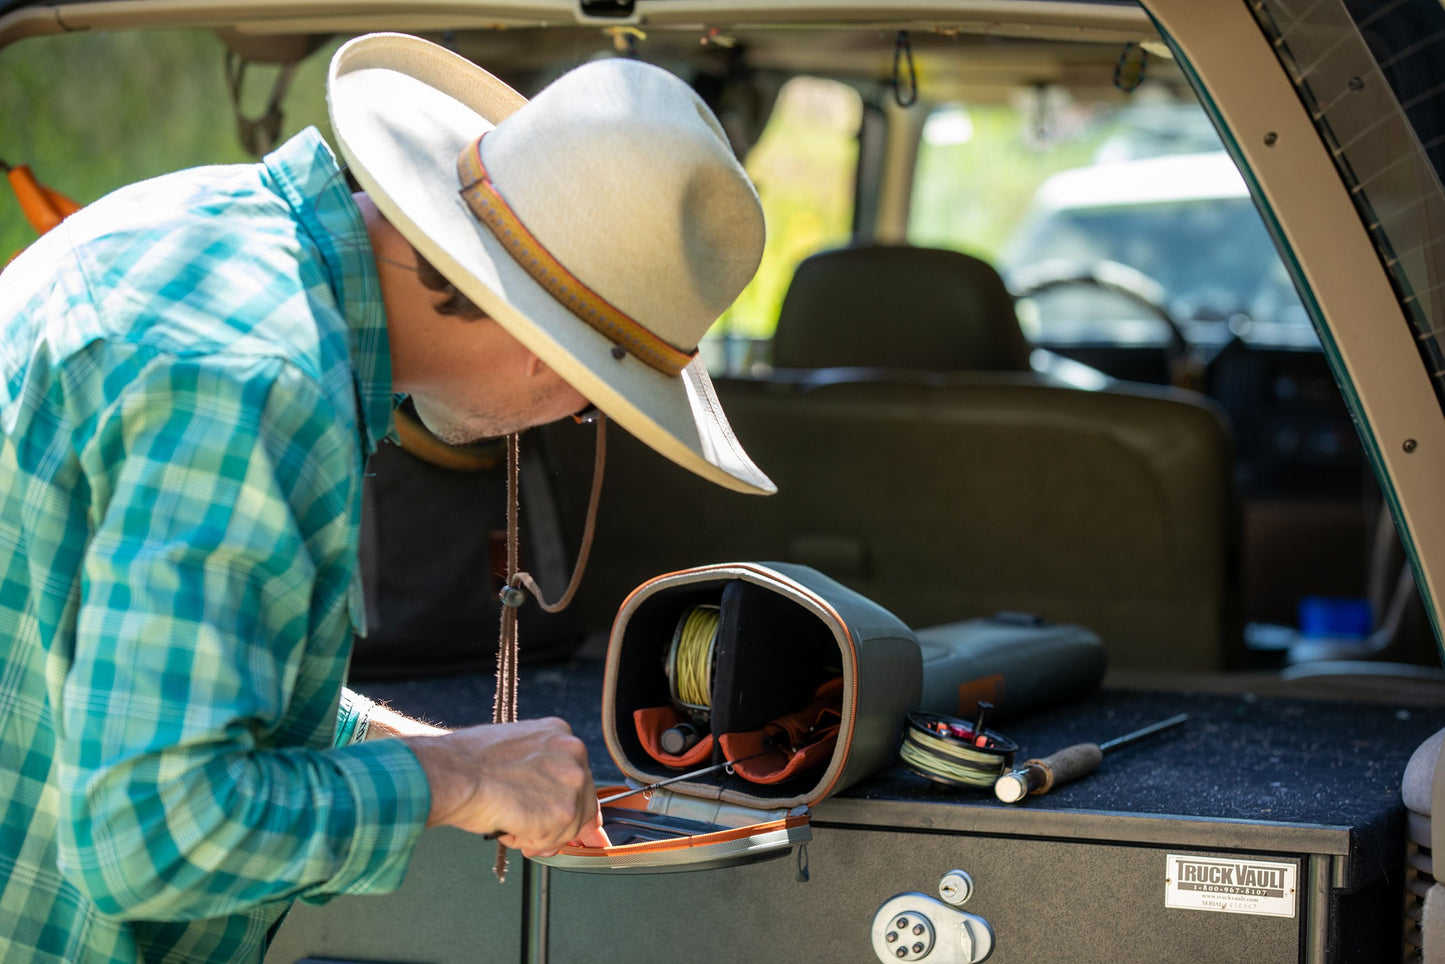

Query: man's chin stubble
[[410, 402, 482, 445]]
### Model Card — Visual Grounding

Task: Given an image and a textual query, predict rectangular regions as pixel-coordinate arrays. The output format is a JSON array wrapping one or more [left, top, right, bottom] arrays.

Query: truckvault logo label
[[1164, 854, 1297, 918]]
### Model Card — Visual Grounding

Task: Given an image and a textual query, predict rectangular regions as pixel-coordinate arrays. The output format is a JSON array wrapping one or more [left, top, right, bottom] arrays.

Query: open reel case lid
[[532, 562, 923, 874]]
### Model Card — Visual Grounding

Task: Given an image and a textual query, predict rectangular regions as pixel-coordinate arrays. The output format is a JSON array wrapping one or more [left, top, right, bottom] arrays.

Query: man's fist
[[403, 717, 599, 853]]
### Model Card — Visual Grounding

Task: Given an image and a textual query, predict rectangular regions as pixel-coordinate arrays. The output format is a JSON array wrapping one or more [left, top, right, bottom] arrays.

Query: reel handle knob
[[995, 742, 1104, 802]]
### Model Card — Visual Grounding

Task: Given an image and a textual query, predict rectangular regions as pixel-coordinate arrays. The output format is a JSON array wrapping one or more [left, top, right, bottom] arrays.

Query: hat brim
[[327, 34, 775, 495]]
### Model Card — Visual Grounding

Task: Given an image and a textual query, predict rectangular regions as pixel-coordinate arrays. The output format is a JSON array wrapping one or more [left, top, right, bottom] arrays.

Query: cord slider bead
[[500, 586, 528, 608]]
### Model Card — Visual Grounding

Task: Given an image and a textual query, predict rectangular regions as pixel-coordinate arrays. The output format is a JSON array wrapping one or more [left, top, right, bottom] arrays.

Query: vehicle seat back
[[769, 244, 1033, 373], [539, 375, 1240, 671]]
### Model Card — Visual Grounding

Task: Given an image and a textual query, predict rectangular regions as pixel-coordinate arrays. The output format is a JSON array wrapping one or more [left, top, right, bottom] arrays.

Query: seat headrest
[[770, 244, 1032, 372]]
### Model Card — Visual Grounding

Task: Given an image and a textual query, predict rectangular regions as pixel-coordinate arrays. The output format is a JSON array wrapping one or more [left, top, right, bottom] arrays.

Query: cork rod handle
[[1030, 742, 1104, 793]]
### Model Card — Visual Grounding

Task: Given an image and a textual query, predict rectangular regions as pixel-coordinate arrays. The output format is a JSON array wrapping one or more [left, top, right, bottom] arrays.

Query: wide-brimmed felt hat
[[327, 32, 774, 494]]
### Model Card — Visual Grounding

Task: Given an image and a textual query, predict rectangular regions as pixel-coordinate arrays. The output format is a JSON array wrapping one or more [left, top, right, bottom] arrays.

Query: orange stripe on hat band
[[456, 136, 696, 377]]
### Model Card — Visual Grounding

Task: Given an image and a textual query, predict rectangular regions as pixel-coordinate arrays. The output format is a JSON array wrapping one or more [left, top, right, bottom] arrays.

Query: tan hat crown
[[329, 34, 776, 493], [470, 58, 764, 356]]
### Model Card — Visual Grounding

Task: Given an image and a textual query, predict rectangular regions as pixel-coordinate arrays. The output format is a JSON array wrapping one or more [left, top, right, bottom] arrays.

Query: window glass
[[911, 93, 1115, 265], [909, 92, 1310, 349], [3, 37, 856, 374], [709, 76, 860, 368]]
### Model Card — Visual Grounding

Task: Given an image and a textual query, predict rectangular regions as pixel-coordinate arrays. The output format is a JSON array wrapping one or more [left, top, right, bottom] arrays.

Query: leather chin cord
[[493, 414, 607, 881]]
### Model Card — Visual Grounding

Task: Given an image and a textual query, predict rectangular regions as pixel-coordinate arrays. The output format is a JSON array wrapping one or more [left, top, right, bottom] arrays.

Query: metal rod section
[[598, 752, 765, 806], [522, 861, 549, 964], [1098, 713, 1190, 754], [488, 752, 771, 840], [995, 713, 1190, 803]]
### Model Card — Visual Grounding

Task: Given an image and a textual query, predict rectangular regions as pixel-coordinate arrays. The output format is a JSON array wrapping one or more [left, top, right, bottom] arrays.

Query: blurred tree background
[[1, 30, 341, 260], [911, 102, 1115, 265], [1, 28, 1130, 366], [1, 28, 841, 355], [719, 76, 860, 346]]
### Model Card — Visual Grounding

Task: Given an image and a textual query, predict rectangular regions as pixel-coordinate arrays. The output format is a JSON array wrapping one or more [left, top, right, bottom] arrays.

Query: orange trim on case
[[556, 811, 808, 858]]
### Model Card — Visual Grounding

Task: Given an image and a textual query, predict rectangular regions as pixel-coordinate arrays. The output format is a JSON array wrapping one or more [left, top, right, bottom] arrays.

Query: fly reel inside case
[[659, 604, 720, 755]]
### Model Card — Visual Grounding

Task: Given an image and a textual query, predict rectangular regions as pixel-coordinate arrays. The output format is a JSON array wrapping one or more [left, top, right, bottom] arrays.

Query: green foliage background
[[2, 30, 1118, 349], [911, 106, 1113, 266], [721, 78, 859, 341], [1, 30, 341, 260]]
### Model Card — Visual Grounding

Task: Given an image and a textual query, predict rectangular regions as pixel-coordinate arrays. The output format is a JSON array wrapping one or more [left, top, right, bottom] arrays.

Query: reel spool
[[662, 605, 720, 755], [899, 710, 1018, 791]]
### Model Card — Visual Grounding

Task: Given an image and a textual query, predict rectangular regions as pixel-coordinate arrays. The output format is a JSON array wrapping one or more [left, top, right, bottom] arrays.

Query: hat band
[[456, 136, 696, 377]]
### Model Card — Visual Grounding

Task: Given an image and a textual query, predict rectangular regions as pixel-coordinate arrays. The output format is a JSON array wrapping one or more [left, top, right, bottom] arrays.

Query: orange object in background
[[3, 159, 80, 236]]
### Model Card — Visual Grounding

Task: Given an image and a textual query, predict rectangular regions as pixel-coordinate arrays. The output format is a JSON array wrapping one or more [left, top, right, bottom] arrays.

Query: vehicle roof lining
[[1, 0, 1161, 68], [3, 5, 1177, 106]]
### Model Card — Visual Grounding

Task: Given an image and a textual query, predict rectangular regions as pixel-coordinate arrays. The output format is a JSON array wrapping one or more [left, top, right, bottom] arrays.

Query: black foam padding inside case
[[710, 580, 838, 736]]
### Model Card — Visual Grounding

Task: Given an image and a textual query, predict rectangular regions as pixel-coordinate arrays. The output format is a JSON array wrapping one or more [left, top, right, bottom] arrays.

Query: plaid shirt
[[0, 128, 430, 963]]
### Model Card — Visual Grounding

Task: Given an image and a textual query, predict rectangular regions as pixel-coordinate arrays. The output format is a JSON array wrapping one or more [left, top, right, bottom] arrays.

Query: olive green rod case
[[532, 561, 1104, 873]]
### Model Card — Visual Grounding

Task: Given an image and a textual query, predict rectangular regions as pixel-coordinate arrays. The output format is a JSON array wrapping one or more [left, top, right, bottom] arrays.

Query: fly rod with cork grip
[[994, 712, 1189, 803]]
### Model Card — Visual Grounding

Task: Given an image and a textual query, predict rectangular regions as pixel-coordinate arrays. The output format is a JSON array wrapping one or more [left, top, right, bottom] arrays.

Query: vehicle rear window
[[911, 95, 1310, 345]]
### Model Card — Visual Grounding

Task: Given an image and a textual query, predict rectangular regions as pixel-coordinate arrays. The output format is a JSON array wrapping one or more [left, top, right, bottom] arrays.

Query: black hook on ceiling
[[892, 30, 918, 108], [1114, 42, 1149, 93]]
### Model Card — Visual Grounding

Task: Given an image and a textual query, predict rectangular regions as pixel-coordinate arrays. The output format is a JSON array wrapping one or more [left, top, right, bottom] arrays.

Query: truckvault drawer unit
[[266, 676, 1442, 964], [541, 688, 1426, 964]]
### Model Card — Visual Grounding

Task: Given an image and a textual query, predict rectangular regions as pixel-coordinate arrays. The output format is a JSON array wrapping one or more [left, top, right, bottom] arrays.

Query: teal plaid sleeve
[[57, 350, 429, 921], [336, 687, 377, 746]]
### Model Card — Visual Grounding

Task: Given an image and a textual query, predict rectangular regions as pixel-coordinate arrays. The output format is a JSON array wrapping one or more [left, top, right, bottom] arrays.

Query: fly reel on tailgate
[[899, 707, 1018, 791], [661, 605, 720, 755]]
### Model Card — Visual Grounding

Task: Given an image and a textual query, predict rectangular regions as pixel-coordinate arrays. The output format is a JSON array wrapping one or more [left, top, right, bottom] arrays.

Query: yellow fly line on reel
[[654, 605, 723, 756], [667, 604, 720, 714], [899, 710, 1019, 790]]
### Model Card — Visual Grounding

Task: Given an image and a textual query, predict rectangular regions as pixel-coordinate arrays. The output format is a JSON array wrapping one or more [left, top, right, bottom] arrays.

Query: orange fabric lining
[[718, 677, 843, 785]]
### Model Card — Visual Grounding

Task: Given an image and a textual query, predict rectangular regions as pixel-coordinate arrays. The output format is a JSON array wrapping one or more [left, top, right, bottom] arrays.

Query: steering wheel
[[1009, 259, 1194, 379]]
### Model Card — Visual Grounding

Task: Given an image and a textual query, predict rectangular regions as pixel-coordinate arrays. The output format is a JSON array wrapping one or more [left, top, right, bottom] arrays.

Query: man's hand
[[528, 801, 610, 857], [401, 718, 598, 853]]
